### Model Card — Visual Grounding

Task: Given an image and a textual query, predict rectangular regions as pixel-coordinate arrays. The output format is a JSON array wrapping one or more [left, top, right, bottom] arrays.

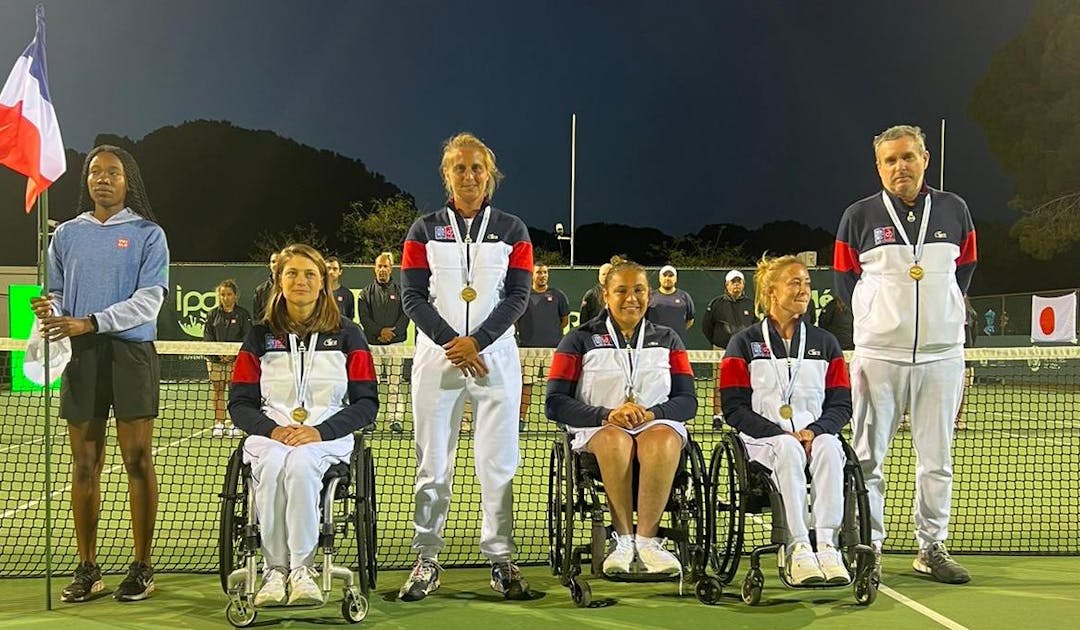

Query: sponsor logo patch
[[591, 334, 615, 348], [264, 335, 286, 350], [807, 348, 822, 357], [934, 230, 948, 239], [117, 238, 129, 249], [873, 226, 896, 245], [322, 337, 339, 347], [434, 225, 456, 240], [750, 342, 771, 358], [487, 233, 499, 240]]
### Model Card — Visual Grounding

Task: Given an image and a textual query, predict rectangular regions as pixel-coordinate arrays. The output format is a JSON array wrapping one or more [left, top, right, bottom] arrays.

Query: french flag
[[0, 6, 65, 213]]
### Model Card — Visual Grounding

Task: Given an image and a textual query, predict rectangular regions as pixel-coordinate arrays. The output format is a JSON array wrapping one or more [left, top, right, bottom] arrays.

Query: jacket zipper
[[911, 243, 919, 364]]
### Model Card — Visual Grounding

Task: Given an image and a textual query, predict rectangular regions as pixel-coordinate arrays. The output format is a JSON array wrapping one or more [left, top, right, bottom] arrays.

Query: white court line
[[0, 436, 46, 453], [878, 584, 971, 630], [986, 429, 1071, 447], [0, 428, 209, 520], [744, 506, 969, 629]]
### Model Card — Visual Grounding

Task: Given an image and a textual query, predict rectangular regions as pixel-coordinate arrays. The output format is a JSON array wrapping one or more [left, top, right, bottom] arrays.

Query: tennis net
[[0, 340, 1077, 577]]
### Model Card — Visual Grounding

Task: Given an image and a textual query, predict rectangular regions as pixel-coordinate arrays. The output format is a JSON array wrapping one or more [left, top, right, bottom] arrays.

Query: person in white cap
[[702, 269, 757, 420], [645, 265, 695, 346], [702, 270, 755, 350]]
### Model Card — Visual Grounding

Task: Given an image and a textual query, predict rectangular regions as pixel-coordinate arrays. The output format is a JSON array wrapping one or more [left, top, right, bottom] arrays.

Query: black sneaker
[[114, 561, 155, 601], [398, 557, 442, 602], [490, 562, 531, 600], [61, 561, 104, 603], [913, 542, 970, 584]]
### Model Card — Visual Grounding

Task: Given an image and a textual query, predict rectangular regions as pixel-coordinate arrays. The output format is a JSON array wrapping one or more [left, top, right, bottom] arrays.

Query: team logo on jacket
[[487, 233, 499, 240], [591, 334, 615, 348], [322, 337, 339, 348], [434, 225, 456, 240], [873, 226, 896, 245], [674, 299, 681, 304], [546, 295, 553, 302], [934, 230, 948, 238], [264, 335, 286, 350], [807, 348, 822, 357], [117, 238, 129, 249], [750, 342, 771, 358]]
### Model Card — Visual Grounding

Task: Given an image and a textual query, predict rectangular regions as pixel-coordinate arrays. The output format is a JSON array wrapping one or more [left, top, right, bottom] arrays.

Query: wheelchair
[[218, 432, 378, 626], [546, 428, 721, 607], [707, 420, 878, 606]]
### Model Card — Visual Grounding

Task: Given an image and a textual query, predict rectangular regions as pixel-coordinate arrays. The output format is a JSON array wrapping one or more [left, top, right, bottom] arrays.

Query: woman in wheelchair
[[719, 254, 852, 586], [546, 259, 697, 576], [229, 244, 379, 607]]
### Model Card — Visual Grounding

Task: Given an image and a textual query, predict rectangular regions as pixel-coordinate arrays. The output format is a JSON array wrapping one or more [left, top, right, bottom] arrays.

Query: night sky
[[0, 0, 1037, 236]]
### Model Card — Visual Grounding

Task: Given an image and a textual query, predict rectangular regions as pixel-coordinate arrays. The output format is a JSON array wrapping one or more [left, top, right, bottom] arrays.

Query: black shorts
[[60, 335, 160, 421]]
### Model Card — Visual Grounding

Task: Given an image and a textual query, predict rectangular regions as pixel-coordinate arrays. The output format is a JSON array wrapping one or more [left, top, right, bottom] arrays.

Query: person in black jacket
[[577, 261, 613, 325], [203, 279, 252, 437], [251, 251, 278, 322], [701, 269, 756, 419], [357, 251, 410, 429], [818, 295, 854, 351]]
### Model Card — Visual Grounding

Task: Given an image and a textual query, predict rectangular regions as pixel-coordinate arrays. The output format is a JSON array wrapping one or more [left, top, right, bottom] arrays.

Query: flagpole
[[39, 187, 54, 610]]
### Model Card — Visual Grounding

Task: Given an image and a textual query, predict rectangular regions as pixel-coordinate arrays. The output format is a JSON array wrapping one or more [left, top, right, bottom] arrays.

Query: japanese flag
[[1030, 293, 1077, 344]]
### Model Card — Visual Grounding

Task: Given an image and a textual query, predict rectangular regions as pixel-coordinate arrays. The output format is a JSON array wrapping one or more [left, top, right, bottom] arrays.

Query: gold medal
[[909, 264, 924, 281], [461, 286, 477, 302], [291, 407, 309, 423], [779, 404, 793, 420]]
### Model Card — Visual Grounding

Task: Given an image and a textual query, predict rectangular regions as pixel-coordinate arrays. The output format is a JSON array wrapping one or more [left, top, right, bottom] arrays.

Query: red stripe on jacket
[[670, 349, 693, 376], [548, 351, 582, 381], [509, 240, 534, 272], [719, 356, 751, 388], [832, 240, 862, 274], [347, 349, 376, 381], [825, 356, 851, 389], [956, 230, 978, 266], [401, 240, 429, 270], [232, 350, 261, 384]]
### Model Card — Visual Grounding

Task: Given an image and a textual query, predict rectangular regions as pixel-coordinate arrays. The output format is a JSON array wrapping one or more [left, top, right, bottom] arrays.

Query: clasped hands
[[443, 336, 487, 377], [30, 294, 93, 341], [787, 428, 816, 457], [270, 424, 322, 446], [604, 402, 654, 429]]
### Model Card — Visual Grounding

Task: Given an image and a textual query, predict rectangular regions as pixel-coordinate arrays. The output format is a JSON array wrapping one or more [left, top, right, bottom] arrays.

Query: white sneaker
[[603, 533, 634, 575], [253, 567, 287, 607], [635, 535, 681, 575], [212, 424, 225, 438], [816, 545, 851, 584], [787, 542, 826, 585], [287, 566, 324, 606]]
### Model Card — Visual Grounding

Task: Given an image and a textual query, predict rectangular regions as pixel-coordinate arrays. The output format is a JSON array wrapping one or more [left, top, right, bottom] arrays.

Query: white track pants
[[243, 434, 353, 569], [849, 355, 964, 547], [744, 433, 846, 547], [410, 338, 522, 563]]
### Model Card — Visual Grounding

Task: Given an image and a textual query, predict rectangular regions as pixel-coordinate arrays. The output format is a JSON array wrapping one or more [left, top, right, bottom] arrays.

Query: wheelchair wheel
[[570, 578, 591, 608], [708, 435, 745, 585], [741, 568, 763, 606], [680, 439, 709, 582], [853, 570, 878, 606], [547, 441, 567, 576], [218, 446, 247, 594], [225, 595, 257, 627], [695, 576, 724, 605], [353, 439, 378, 594], [342, 586, 369, 623]]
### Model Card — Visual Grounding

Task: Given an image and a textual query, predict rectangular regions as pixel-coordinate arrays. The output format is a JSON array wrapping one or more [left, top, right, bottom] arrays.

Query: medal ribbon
[[605, 314, 646, 403], [880, 191, 932, 266], [289, 333, 319, 414], [760, 319, 805, 414], [449, 205, 492, 291]]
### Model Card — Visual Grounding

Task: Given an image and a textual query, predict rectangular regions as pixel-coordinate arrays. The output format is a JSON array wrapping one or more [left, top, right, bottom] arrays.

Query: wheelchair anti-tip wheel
[[225, 595, 257, 628], [342, 587, 369, 623], [695, 576, 724, 605], [853, 568, 878, 606]]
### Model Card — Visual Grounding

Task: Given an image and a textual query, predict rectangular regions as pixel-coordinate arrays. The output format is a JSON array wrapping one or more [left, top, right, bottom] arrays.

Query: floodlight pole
[[940, 118, 946, 189], [569, 113, 577, 267]]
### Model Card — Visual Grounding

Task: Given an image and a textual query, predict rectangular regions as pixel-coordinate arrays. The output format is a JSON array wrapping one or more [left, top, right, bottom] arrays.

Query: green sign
[[9, 284, 60, 392]]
